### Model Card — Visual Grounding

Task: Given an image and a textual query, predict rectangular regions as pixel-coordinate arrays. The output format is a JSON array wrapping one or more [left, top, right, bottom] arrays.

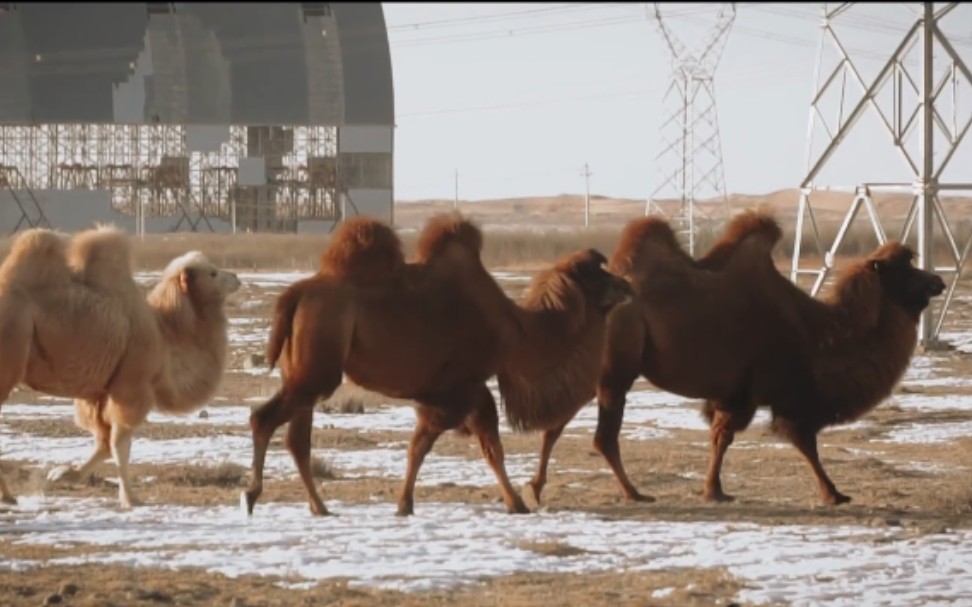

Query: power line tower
[[790, 2, 972, 349], [646, 2, 736, 256]]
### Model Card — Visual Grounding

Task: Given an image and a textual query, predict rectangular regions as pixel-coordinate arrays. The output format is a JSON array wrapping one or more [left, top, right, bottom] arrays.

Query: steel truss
[[791, 2, 972, 348], [0, 123, 341, 234], [646, 2, 736, 255]]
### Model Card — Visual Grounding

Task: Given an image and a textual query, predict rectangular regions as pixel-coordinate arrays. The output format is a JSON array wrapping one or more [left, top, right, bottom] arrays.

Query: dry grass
[[0, 213, 965, 273], [159, 462, 248, 488], [316, 383, 410, 415], [310, 455, 340, 480]]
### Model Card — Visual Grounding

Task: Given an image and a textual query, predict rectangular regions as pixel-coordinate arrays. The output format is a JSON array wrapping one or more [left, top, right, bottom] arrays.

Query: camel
[[596, 208, 945, 505], [243, 212, 633, 517], [0, 224, 241, 509], [506, 210, 786, 506]]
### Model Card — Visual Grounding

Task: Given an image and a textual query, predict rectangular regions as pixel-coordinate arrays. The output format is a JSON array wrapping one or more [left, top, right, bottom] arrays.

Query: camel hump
[[698, 208, 783, 271], [720, 208, 782, 249], [319, 215, 405, 283], [66, 223, 137, 292], [0, 228, 71, 289], [414, 212, 484, 264], [609, 216, 684, 275]]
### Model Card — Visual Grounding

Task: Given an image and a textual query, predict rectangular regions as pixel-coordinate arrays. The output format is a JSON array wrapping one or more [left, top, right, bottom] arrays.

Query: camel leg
[[47, 443, 111, 485], [397, 411, 444, 517], [785, 424, 850, 506], [702, 395, 758, 503], [284, 404, 329, 516], [704, 406, 737, 503], [48, 414, 111, 484], [594, 376, 653, 502], [0, 310, 33, 506], [109, 423, 141, 509], [528, 424, 565, 506], [96, 389, 151, 510], [243, 389, 299, 515], [465, 388, 530, 515], [0, 473, 16, 505]]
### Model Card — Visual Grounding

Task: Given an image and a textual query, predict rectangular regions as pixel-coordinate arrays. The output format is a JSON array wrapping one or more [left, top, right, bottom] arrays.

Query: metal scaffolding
[[790, 2, 972, 348], [646, 2, 736, 255], [0, 123, 342, 234]]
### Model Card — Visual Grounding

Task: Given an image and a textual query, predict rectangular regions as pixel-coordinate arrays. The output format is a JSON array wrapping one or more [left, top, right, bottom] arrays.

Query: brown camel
[[506, 210, 786, 506], [0, 224, 240, 508], [243, 212, 632, 517], [596, 209, 945, 505]]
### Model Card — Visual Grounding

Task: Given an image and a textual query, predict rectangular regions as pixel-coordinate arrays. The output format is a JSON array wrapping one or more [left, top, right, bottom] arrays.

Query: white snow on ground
[[0, 496, 969, 607], [902, 354, 972, 388], [0, 425, 540, 488], [879, 421, 972, 445], [6, 270, 972, 605], [888, 393, 972, 412]]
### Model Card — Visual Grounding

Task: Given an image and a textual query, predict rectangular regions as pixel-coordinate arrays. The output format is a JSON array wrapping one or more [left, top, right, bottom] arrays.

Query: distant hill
[[393, 188, 972, 232]]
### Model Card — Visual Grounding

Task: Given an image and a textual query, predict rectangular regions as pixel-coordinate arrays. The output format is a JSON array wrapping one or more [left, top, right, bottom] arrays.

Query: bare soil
[[3, 214, 972, 606]]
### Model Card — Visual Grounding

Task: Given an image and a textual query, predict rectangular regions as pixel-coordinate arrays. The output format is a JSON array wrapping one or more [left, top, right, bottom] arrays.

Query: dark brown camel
[[596, 208, 945, 505], [506, 210, 786, 505], [243, 212, 632, 517]]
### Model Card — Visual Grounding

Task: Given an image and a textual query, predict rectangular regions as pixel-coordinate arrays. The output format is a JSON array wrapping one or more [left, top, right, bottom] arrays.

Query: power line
[[397, 62, 809, 119], [386, 3, 604, 32], [392, 13, 646, 48]]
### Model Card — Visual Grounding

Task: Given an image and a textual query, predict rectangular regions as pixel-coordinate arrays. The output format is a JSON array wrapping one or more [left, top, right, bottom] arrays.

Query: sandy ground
[[1, 252, 972, 607], [392, 188, 972, 231]]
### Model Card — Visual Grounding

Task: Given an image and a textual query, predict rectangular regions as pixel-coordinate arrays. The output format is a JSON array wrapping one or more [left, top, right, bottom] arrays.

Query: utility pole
[[453, 169, 458, 210], [581, 162, 592, 228]]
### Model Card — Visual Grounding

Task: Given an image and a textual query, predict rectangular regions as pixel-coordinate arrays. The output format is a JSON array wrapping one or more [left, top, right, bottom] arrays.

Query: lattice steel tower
[[646, 2, 735, 255], [790, 2, 972, 348]]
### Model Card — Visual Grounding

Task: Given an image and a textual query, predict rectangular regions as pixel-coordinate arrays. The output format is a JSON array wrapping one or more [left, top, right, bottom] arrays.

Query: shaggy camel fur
[[597, 209, 945, 505], [510, 210, 785, 506], [244, 212, 632, 517], [0, 225, 240, 508]]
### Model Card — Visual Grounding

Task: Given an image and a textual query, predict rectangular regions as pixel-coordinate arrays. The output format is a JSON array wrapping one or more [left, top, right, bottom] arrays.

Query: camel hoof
[[242, 489, 261, 516], [704, 490, 735, 504], [310, 503, 332, 517], [240, 491, 252, 518], [1, 495, 17, 506], [46, 465, 79, 484], [824, 492, 852, 506], [624, 489, 656, 504], [120, 499, 142, 510], [527, 481, 544, 503], [508, 500, 532, 515], [395, 505, 414, 517]]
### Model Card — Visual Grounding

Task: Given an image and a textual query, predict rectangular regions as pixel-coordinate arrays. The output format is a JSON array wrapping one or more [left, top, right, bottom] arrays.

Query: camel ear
[[179, 267, 195, 295], [586, 248, 608, 269], [576, 249, 608, 276]]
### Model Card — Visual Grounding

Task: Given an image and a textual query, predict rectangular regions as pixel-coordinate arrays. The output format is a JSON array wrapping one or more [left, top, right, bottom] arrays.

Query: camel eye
[[210, 270, 217, 278]]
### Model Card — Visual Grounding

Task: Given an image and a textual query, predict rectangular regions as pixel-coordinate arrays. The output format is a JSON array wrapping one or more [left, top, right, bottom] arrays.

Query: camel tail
[[266, 283, 304, 371], [319, 216, 404, 284], [415, 212, 484, 263]]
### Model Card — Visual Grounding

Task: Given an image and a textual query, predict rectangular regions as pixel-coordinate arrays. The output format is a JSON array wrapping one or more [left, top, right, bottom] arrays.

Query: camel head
[[561, 248, 633, 314], [868, 242, 945, 316], [163, 251, 241, 306]]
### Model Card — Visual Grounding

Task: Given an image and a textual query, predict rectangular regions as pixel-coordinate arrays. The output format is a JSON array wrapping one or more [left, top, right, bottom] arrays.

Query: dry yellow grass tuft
[[1, 193, 968, 273]]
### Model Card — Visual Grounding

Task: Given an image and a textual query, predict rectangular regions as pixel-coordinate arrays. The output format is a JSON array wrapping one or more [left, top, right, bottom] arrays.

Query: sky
[[382, 3, 972, 202]]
